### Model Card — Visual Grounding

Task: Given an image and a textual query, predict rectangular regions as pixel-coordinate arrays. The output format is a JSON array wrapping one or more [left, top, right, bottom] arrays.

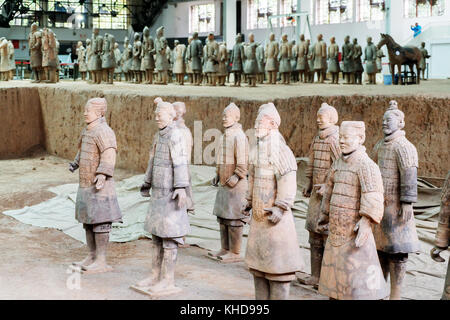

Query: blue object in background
[[411, 24, 422, 38], [384, 74, 392, 85]]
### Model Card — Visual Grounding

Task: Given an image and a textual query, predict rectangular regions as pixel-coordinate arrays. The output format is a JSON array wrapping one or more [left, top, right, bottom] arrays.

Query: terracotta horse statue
[[377, 33, 422, 85]]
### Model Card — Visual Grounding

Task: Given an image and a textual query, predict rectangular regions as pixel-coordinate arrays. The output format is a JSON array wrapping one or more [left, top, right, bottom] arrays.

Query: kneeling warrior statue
[[372, 100, 420, 300], [209, 103, 249, 262], [244, 103, 304, 300], [133, 100, 190, 296], [70, 97, 122, 274], [318, 121, 389, 300], [297, 103, 340, 288]]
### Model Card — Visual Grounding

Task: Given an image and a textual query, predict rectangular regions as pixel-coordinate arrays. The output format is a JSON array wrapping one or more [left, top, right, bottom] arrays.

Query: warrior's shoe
[[72, 255, 95, 268], [217, 251, 242, 263], [81, 261, 113, 274]]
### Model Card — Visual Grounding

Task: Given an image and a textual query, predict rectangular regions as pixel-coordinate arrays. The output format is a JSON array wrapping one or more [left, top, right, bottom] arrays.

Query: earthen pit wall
[[2, 86, 449, 178], [0, 87, 45, 158]]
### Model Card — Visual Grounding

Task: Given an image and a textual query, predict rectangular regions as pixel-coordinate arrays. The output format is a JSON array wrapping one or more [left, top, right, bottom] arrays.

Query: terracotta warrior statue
[[186, 32, 203, 86], [217, 42, 228, 86], [102, 33, 116, 84], [89, 28, 103, 84], [265, 33, 279, 84], [69, 97, 122, 274], [121, 37, 131, 82], [342, 35, 354, 84], [419, 42, 431, 80], [353, 38, 363, 85], [430, 171, 450, 300], [278, 34, 292, 85], [317, 121, 388, 300], [7, 40, 15, 80], [41, 28, 58, 83], [376, 47, 385, 74], [364, 37, 377, 85], [307, 39, 314, 83], [209, 103, 248, 263], [204, 33, 219, 86], [230, 33, 245, 87], [113, 43, 121, 81], [185, 37, 194, 84], [85, 38, 92, 82], [256, 42, 265, 84], [173, 40, 186, 85], [202, 38, 208, 85], [290, 40, 298, 82], [132, 33, 142, 83], [372, 101, 420, 300], [0, 37, 10, 81], [297, 103, 340, 288], [327, 37, 340, 84], [77, 41, 88, 81], [313, 34, 327, 83], [294, 34, 308, 83], [133, 100, 191, 296], [155, 26, 170, 85], [244, 103, 303, 300], [28, 23, 43, 83], [244, 33, 258, 87]]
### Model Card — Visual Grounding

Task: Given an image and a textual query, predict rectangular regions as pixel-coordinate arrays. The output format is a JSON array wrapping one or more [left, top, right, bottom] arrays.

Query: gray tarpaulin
[[4, 160, 448, 300]]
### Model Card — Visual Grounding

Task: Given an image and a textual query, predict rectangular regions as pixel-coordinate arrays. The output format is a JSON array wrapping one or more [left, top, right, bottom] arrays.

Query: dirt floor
[[1, 78, 450, 100], [0, 152, 324, 300]]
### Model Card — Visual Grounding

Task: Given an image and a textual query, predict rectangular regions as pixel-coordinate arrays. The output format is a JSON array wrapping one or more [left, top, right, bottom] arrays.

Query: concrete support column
[[224, 0, 237, 50]]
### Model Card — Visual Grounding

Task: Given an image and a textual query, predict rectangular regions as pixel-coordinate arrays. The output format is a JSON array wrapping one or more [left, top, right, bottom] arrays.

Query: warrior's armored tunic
[[364, 43, 377, 74], [318, 146, 389, 300], [372, 130, 420, 253], [244, 42, 258, 75], [28, 30, 42, 68], [327, 43, 340, 73], [175, 118, 194, 211], [42, 32, 57, 68], [75, 117, 122, 225], [278, 40, 292, 73], [435, 171, 450, 300], [265, 41, 279, 72], [113, 47, 121, 74], [313, 40, 326, 70], [132, 39, 142, 72], [231, 42, 244, 72], [353, 44, 363, 73], [143, 123, 191, 242], [173, 44, 186, 74], [256, 45, 265, 74], [245, 131, 303, 280], [305, 126, 341, 234], [89, 34, 103, 71], [342, 42, 354, 73], [102, 34, 116, 69], [155, 36, 169, 72], [217, 44, 228, 77], [77, 45, 87, 72], [205, 40, 219, 73], [187, 39, 202, 73], [213, 123, 248, 225], [141, 35, 155, 71], [295, 40, 308, 71]]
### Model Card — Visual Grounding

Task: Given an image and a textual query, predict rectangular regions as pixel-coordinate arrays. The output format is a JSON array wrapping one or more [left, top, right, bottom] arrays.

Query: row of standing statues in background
[[73, 28, 431, 86], [27, 22, 61, 83], [69, 95, 449, 300]]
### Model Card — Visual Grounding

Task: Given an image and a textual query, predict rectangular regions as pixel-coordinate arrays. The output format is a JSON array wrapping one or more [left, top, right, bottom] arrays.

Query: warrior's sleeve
[[246, 144, 257, 204], [395, 139, 419, 203], [322, 42, 327, 58], [144, 133, 157, 185], [274, 142, 298, 210], [357, 158, 384, 224], [305, 138, 314, 179], [435, 172, 450, 249], [94, 126, 118, 177], [169, 128, 190, 189], [234, 131, 249, 179], [320, 163, 336, 216]]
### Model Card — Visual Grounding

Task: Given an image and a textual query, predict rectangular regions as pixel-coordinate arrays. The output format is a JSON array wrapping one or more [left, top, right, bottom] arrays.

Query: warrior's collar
[[87, 117, 105, 130], [384, 130, 405, 143], [342, 145, 366, 163], [159, 122, 175, 136], [175, 118, 187, 129], [224, 122, 242, 133], [318, 125, 339, 140]]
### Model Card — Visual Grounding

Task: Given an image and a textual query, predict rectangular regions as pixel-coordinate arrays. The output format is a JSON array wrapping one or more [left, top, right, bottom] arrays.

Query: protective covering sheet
[[4, 161, 448, 300]]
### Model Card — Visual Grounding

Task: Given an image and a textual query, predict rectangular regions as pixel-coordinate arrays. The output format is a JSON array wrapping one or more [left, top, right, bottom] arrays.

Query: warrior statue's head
[[236, 33, 242, 43], [344, 35, 350, 43], [156, 26, 164, 38], [317, 103, 338, 130], [84, 97, 107, 124], [155, 101, 176, 129], [31, 22, 38, 32], [77, 41, 83, 48], [269, 33, 275, 41], [174, 40, 180, 47], [282, 33, 288, 42], [339, 121, 365, 154], [317, 34, 323, 41], [193, 32, 199, 39], [330, 36, 336, 44], [134, 33, 140, 42], [353, 38, 358, 44], [255, 102, 281, 138], [173, 101, 186, 121], [86, 38, 91, 45], [143, 26, 150, 37], [367, 36, 372, 44], [188, 36, 193, 44], [382, 100, 405, 136], [93, 27, 99, 36], [299, 34, 305, 41], [124, 36, 129, 46], [249, 33, 255, 43], [222, 102, 240, 128]]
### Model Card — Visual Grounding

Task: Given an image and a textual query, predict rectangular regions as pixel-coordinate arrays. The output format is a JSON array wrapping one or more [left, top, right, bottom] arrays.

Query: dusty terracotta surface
[[0, 81, 448, 177]]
